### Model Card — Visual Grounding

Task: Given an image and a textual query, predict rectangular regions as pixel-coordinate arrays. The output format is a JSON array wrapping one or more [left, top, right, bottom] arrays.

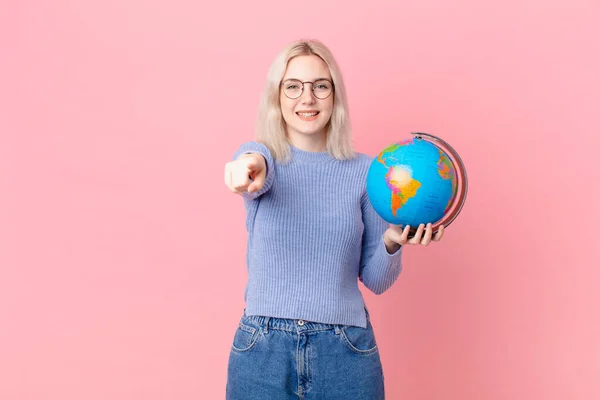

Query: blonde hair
[[254, 39, 355, 162]]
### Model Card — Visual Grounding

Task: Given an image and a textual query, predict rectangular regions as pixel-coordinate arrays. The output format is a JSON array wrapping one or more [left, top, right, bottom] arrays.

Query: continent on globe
[[385, 166, 421, 217], [436, 149, 458, 213]]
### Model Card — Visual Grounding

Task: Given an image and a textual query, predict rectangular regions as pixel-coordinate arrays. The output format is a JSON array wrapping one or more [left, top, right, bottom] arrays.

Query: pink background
[[1, 1, 599, 399]]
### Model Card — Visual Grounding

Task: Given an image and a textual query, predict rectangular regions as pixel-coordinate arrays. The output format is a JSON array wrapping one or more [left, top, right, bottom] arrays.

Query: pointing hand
[[224, 153, 267, 195]]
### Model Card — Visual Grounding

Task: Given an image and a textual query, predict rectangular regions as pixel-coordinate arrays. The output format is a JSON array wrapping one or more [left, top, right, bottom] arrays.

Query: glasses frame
[[280, 78, 335, 100]]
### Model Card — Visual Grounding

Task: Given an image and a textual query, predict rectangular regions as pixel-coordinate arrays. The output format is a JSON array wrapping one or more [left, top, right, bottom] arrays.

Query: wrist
[[383, 234, 401, 254]]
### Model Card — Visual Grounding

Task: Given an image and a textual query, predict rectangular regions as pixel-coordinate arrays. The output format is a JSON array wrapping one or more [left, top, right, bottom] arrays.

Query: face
[[280, 55, 334, 143]]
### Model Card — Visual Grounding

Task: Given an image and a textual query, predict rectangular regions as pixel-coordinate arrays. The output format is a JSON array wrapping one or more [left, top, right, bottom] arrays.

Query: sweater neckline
[[290, 144, 334, 164]]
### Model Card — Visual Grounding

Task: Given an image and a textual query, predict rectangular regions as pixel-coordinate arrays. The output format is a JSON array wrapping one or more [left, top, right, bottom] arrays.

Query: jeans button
[[297, 320, 305, 326]]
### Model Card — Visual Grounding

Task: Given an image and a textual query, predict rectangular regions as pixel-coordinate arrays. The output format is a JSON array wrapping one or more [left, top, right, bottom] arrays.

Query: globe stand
[[404, 132, 469, 240]]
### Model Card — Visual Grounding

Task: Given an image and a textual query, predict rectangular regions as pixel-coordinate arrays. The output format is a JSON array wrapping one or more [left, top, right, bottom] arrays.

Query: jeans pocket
[[340, 323, 378, 355], [231, 322, 261, 353]]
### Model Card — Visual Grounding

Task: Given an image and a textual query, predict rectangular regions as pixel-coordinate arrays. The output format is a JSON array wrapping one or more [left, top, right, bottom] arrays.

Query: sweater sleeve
[[358, 191, 403, 295], [232, 141, 276, 201]]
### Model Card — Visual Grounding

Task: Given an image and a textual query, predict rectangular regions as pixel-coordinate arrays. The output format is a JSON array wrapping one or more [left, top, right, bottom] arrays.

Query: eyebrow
[[283, 77, 332, 81]]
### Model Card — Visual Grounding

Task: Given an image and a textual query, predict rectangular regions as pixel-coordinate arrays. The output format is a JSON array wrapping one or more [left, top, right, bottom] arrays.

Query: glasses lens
[[313, 79, 333, 99], [283, 80, 303, 99]]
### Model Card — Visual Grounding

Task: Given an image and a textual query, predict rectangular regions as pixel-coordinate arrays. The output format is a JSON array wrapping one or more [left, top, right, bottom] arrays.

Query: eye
[[314, 80, 331, 90]]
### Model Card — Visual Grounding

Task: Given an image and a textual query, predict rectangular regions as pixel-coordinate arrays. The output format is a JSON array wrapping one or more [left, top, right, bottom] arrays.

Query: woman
[[223, 39, 444, 400]]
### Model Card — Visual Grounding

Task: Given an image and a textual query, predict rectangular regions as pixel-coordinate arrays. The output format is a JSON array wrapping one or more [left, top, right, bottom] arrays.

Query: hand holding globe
[[382, 222, 445, 252]]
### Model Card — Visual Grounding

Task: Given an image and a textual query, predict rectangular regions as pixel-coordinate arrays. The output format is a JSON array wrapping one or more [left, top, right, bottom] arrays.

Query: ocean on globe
[[366, 137, 459, 227]]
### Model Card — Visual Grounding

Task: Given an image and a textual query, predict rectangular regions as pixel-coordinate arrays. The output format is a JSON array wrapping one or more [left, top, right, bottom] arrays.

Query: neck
[[287, 131, 327, 152]]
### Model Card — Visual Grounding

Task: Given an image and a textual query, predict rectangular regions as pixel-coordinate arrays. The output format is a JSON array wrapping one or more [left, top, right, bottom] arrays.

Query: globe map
[[366, 138, 459, 227]]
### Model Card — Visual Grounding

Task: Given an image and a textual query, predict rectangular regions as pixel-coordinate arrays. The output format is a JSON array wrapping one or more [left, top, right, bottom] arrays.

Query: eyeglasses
[[281, 79, 334, 100]]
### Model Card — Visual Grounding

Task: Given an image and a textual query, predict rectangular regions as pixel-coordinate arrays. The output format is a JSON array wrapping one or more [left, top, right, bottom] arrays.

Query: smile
[[296, 111, 319, 121]]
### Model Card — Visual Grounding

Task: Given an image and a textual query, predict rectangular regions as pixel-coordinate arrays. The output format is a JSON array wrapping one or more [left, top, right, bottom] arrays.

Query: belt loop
[[264, 317, 271, 334], [334, 325, 340, 335]]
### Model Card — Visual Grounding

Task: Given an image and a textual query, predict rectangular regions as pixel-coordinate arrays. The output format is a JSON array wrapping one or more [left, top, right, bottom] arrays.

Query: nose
[[299, 82, 316, 104]]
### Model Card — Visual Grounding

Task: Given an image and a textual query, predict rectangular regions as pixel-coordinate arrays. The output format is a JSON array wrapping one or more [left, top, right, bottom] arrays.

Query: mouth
[[296, 111, 320, 121]]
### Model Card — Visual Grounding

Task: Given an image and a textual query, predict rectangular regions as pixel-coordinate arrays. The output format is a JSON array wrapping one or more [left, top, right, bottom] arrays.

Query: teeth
[[297, 112, 318, 117]]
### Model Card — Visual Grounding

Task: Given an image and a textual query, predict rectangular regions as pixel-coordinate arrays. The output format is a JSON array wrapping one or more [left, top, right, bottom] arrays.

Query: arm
[[358, 191, 403, 295]]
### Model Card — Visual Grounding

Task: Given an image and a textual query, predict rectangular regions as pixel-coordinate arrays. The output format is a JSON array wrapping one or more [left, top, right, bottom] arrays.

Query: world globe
[[366, 132, 468, 238]]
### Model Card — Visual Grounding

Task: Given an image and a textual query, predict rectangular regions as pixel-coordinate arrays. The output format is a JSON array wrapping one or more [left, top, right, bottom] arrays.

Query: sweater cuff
[[361, 237, 403, 294]]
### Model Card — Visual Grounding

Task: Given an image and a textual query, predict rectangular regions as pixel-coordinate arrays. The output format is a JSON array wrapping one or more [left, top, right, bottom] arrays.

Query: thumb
[[248, 174, 265, 193]]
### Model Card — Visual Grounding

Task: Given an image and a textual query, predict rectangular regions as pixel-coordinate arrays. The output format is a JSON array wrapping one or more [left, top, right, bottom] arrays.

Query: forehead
[[283, 55, 331, 81]]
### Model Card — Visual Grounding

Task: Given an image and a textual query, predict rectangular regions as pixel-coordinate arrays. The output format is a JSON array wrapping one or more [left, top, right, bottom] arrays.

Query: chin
[[293, 122, 327, 135]]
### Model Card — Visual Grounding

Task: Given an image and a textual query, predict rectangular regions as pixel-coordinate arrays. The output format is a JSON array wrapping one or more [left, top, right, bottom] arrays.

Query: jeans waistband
[[241, 308, 371, 333]]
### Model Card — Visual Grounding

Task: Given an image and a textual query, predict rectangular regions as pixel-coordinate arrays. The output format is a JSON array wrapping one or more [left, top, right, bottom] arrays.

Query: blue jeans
[[226, 310, 385, 399]]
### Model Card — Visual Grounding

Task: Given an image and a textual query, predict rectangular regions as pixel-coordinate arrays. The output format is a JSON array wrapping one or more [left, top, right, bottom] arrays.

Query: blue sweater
[[233, 142, 403, 328]]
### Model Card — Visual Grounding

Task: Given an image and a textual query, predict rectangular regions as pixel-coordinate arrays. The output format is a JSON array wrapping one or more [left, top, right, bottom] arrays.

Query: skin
[[224, 54, 445, 251]]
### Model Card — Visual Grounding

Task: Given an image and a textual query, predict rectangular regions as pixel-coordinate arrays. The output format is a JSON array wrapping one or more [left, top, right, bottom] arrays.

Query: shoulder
[[355, 152, 375, 166], [236, 141, 271, 155], [233, 141, 274, 163], [341, 151, 375, 173], [336, 152, 375, 199]]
